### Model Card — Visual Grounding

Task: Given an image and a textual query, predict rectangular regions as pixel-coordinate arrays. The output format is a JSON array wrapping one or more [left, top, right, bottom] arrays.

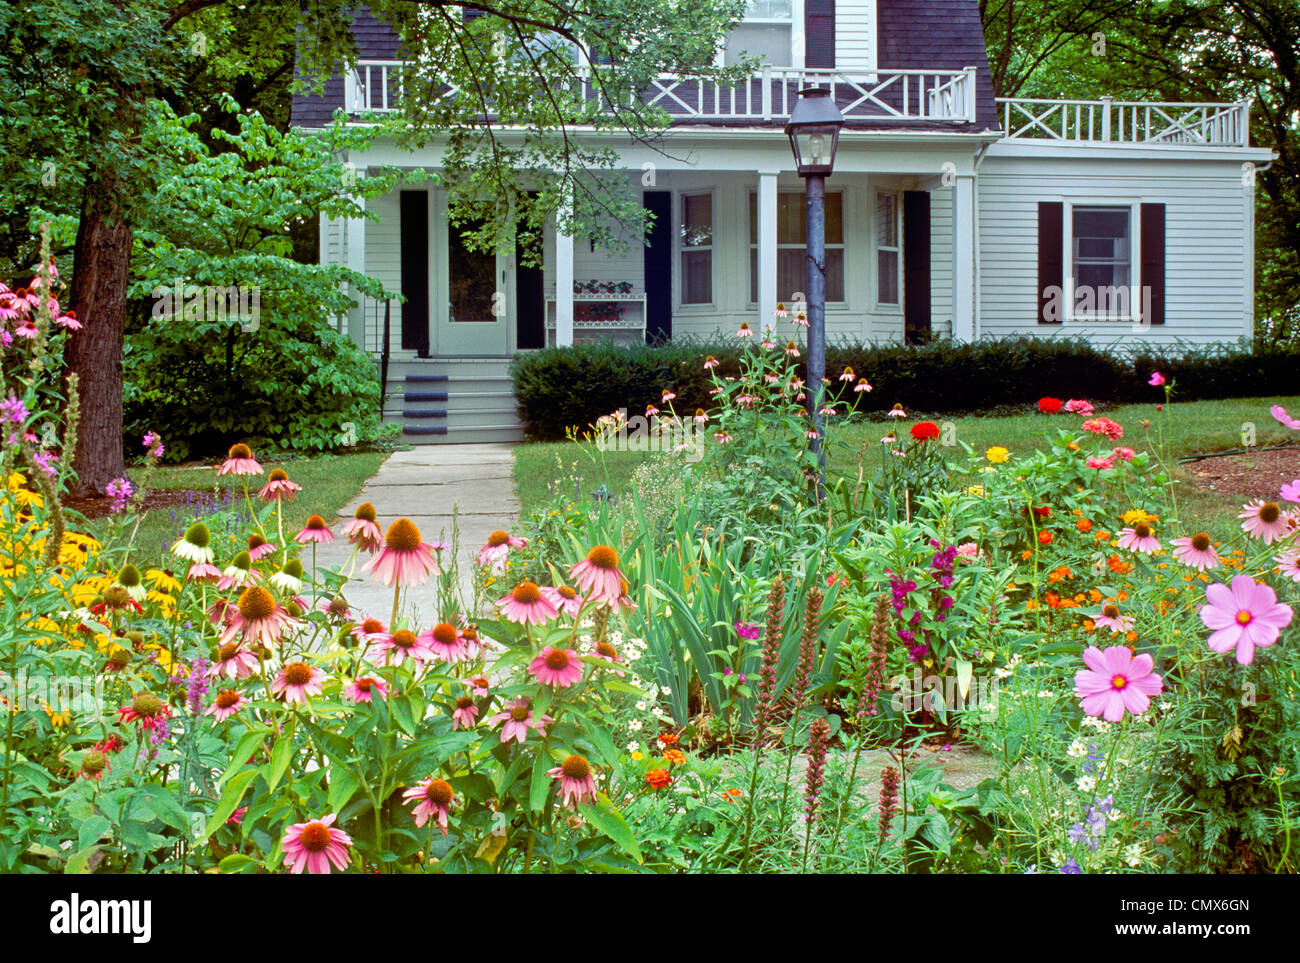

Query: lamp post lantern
[[785, 86, 844, 493]]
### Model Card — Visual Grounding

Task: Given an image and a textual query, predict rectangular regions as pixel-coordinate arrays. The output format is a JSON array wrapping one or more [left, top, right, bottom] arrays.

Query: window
[[724, 0, 793, 67], [680, 193, 713, 305], [748, 191, 844, 303], [876, 192, 900, 306], [1071, 206, 1132, 313]]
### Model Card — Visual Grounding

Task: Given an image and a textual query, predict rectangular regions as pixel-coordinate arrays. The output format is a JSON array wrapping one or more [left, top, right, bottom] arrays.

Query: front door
[[439, 218, 511, 355]]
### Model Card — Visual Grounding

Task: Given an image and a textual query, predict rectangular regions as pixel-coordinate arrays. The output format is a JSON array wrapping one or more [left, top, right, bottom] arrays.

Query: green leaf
[[328, 764, 361, 813], [580, 794, 642, 863], [218, 853, 261, 874], [65, 845, 101, 875], [265, 733, 294, 793], [530, 751, 553, 812], [138, 785, 190, 831], [77, 815, 111, 853], [203, 769, 258, 839], [390, 696, 417, 736]]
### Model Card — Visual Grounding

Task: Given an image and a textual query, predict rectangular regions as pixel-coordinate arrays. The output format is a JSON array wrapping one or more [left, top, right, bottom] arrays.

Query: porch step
[[377, 357, 523, 445]]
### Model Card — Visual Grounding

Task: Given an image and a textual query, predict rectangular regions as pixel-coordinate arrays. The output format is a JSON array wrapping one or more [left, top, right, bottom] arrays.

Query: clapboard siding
[[364, 191, 405, 356], [928, 186, 952, 338], [835, 1, 874, 70], [976, 154, 1252, 347]]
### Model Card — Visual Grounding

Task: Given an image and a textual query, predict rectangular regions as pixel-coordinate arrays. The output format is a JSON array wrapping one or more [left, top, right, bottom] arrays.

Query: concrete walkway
[[313, 444, 519, 620]]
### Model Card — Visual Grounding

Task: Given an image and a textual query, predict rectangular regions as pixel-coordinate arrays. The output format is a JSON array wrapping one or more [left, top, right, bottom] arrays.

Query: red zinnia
[[1038, 397, 1063, 414], [910, 421, 940, 442]]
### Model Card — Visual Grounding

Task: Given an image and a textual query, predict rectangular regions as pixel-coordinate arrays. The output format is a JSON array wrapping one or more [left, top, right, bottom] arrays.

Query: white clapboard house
[[292, 1, 1272, 442]]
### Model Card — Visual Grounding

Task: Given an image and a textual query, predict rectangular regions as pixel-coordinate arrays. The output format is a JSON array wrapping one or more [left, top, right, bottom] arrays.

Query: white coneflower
[[116, 563, 146, 604], [171, 522, 214, 564], [270, 558, 304, 593]]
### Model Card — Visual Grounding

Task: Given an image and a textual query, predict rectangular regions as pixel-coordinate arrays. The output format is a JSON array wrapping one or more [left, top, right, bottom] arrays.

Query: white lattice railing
[[345, 61, 979, 123], [998, 97, 1251, 147]]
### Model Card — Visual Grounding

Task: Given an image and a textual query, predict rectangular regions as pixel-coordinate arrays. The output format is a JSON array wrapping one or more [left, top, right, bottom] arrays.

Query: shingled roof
[[290, 2, 1001, 134]]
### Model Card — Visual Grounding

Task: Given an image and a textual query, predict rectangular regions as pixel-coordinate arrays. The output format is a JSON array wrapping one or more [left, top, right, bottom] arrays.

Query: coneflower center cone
[[228, 443, 252, 460], [218, 642, 240, 662], [432, 623, 459, 645], [216, 690, 240, 709], [510, 705, 529, 721], [355, 502, 377, 522], [487, 530, 510, 546], [596, 642, 617, 659], [1260, 502, 1281, 523], [132, 692, 162, 717], [391, 629, 417, 650], [298, 823, 331, 851], [587, 545, 619, 569], [385, 518, 422, 552], [238, 586, 276, 621], [1102, 604, 1120, 619], [512, 582, 541, 604], [1192, 532, 1212, 551], [269, 468, 289, 482], [425, 780, 454, 806], [305, 515, 327, 530], [1135, 523, 1151, 539], [284, 662, 313, 686], [545, 649, 571, 670], [562, 754, 591, 780]]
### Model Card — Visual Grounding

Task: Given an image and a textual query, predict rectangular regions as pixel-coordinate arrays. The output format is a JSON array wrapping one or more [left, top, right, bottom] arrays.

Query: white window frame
[[717, 0, 796, 68], [677, 190, 716, 309], [873, 190, 903, 312], [745, 188, 846, 306], [1063, 198, 1142, 323]]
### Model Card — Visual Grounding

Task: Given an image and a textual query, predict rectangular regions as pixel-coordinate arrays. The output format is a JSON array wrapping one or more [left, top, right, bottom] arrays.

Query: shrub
[[511, 336, 1300, 440]]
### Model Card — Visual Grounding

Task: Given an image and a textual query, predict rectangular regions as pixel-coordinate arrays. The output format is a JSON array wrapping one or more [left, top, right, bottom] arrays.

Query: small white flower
[[1067, 739, 1088, 758], [635, 701, 648, 711], [1124, 843, 1142, 867], [659, 686, 672, 697], [1076, 775, 1096, 793], [628, 719, 643, 732], [625, 740, 639, 753]]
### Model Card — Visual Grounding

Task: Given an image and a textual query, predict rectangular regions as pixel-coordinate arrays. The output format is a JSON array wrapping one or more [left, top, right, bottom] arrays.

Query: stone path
[[313, 444, 519, 620]]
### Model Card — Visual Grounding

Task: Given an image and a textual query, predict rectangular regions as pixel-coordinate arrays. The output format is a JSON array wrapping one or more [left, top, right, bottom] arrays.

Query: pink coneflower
[[341, 502, 383, 552], [318, 596, 351, 621], [258, 468, 302, 502], [53, 308, 80, 330], [1112, 447, 1136, 462], [219, 586, 299, 648], [1271, 404, 1300, 430], [247, 533, 277, 561], [1199, 574, 1294, 665], [1064, 398, 1094, 416], [295, 514, 334, 545], [498, 581, 559, 625], [343, 676, 390, 704], [693, 408, 709, 425], [13, 317, 37, 339], [420, 622, 468, 662], [350, 617, 388, 647], [645, 404, 659, 417], [489, 698, 552, 744], [1082, 417, 1124, 441], [217, 442, 262, 476], [1086, 456, 1115, 471], [1280, 480, 1300, 504], [714, 431, 733, 443], [528, 646, 583, 688], [206, 689, 246, 722], [117, 692, 172, 732], [549, 754, 597, 808], [187, 561, 222, 582], [1277, 547, 1300, 583], [374, 628, 432, 667], [1073, 646, 1163, 721], [1118, 522, 1160, 554], [458, 624, 487, 660], [736, 394, 758, 408], [281, 814, 352, 874], [1094, 603, 1135, 634], [1171, 532, 1220, 571], [772, 303, 788, 318], [854, 378, 873, 393], [271, 661, 326, 704], [792, 311, 809, 328], [736, 322, 753, 338], [569, 545, 627, 603], [466, 675, 491, 698], [208, 642, 260, 679], [451, 696, 479, 729], [477, 529, 527, 573], [661, 389, 676, 403], [216, 552, 260, 590], [363, 518, 441, 587], [541, 584, 584, 618], [588, 640, 626, 677], [1239, 500, 1291, 543], [887, 403, 906, 418], [403, 777, 456, 834], [703, 355, 719, 370]]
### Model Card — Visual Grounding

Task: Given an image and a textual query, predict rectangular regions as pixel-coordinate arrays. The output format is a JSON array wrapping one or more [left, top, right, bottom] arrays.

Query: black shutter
[[643, 191, 672, 342], [1037, 201, 1063, 324], [805, 0, 835, 69], [516, 193, 545, 350], [1140, 203, 1165, 325], [399, 190, 430, 356], [903, 191, 931, 344]]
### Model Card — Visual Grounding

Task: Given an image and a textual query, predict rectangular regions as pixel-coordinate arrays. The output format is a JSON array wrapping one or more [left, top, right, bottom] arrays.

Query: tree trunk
[[67, 172, 132, 496]]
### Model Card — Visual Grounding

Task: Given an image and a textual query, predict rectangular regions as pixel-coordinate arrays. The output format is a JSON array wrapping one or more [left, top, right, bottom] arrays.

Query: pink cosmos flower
[[373, 629, 433, 667], [477, 529, 527, 573], [1280, 480, 1300, 504], [1148, 371, 1165, 387], [1094, 603, 1135, 634], [342, 503, 383, 552], [569, 545, 627, 603], [271, 661, 326, 704], [218, 586, 300, 647], [489, 698, 552, 744], [1074, 646, 1163, 721], [1277, 547, 1300, 583], [403, 777, 456, 834], [497, 581, 559, 625], [1112, 447, 1136, 462], [206, 689, 246, 722], [548, 754, 598, 808], [1063, 399, 1094, 416], [209, 643, 260, 680], [528, 646, 584, 688], [451, 696, 479, 729], [1171, 532, 1220, 571], [1086, 456, 1115, 471], [419, 622, 468, 663], [363, 518, 441, 587], [217, 443, 262, 476], [1117, 522, 1160, 555], [1239, 499, 1291, 544], [1270, 404, 1300, 431], [295, 515, 335, 545], [281, 814, 352, 874], [343, 676, 390, 704], [1199, 574, 1293, 664], [1081, 417, 1124, 441], [541, 584, 585, 618]]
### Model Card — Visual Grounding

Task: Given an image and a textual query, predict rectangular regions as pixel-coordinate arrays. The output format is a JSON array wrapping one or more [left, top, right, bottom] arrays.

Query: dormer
[[721, 0, 876, 70]]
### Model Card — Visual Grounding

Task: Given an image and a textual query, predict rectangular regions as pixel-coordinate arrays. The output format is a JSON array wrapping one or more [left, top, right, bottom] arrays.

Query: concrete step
[[380, 357, 520, 445]]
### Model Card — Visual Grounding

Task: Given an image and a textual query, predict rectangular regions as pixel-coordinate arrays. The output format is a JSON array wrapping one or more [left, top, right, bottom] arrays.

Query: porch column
[[345, 191, 367, 346], [555, 205, 575, 347], [758, 170, 779, 323], [951, 174, 975, 342]]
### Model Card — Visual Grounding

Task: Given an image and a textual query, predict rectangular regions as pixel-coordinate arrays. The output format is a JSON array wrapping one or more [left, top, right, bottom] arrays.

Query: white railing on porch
[[997, 97, 1250, 147], [346, 61, 979, 123]]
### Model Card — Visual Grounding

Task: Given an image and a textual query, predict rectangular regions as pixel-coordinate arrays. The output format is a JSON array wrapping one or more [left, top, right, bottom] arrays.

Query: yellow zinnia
[[985, 446, 1010, 464]]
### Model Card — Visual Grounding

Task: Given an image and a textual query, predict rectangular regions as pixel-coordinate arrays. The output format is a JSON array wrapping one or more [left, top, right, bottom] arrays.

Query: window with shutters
[[680, 192, 714, 305], [724, 0, 793, 67], [747, 190, 845, 303], [1068, 203, 1138, 321]]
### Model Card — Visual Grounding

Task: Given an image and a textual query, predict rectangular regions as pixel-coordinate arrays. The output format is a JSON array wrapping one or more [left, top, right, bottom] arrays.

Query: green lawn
[[513, 396, 1300, 533], [95, 450, 389, 564]]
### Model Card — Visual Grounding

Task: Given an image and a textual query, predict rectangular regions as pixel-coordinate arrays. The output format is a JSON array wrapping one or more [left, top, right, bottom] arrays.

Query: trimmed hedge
[[511, 336, 1300, 441]]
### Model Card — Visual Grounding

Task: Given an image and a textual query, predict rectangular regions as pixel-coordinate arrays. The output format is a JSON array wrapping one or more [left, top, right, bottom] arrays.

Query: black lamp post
[[785, 86, 844, 490]]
